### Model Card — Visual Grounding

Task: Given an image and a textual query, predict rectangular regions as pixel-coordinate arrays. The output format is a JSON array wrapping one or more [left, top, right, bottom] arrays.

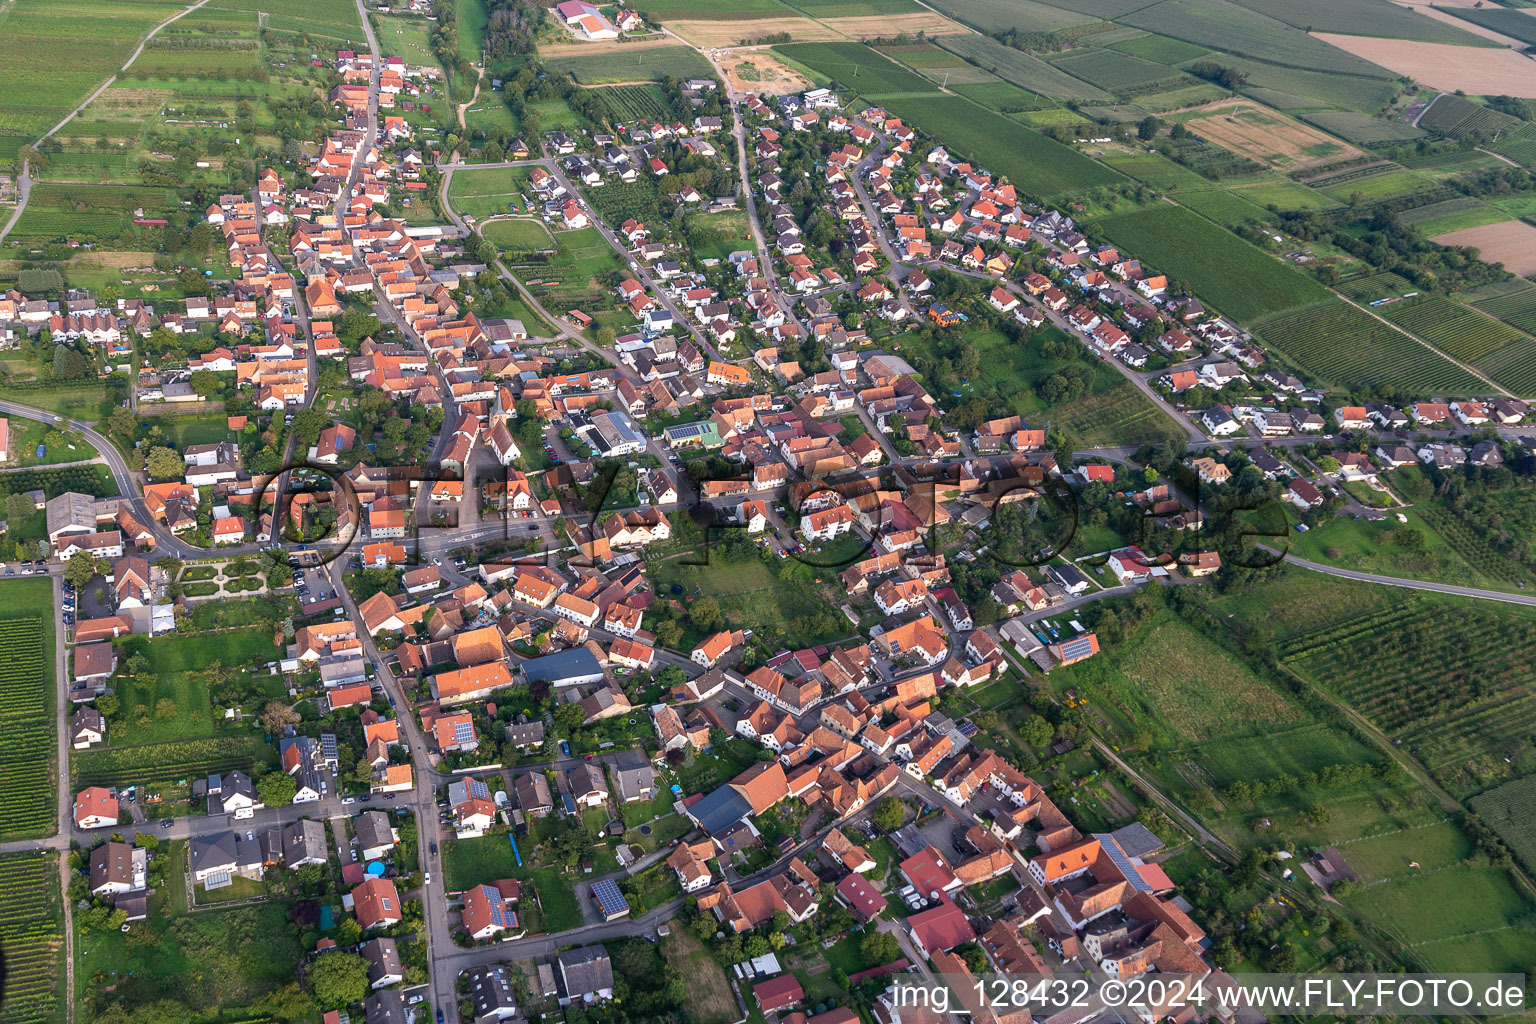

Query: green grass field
[[876, 92, 1127, 198], [483, 218, 556, 252], [1106, 32, 1211, 64], [1093, 204, 1329, 321], [109, 627, 283, 746], [934, 34, 1112, 102], [543, 46, 714, 84], [774, 42, 939, 98], [1176, 188, 1273, 228]]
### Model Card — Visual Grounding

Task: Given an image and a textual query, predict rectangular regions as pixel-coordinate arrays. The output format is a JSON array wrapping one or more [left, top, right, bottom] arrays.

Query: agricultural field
[[630, 0, 792, 17], [774, 42, 938, 98], [1314, 167, 1429, 204], [1106, 32, 1211, 64], [922, 0, 1098, 32], [1281, 598, 1536, 796], [0, 583, 56, 842], [1052, 381, 1185, 446], [72, 735, 275, 792], [1049, 48, 1190, 96], [1469, 775, 1536, 876], [1431, 219, 1536, 276], [8, 183, 181, 245], [876, 93, 1127, 198], [448, 167, 534, 220], [1093, 204, 1329, 322], [1441, 4, 1536, 47], [1231, 0, 1492, 45], [1472, 336, 1536, 396], [934, 34, 1112, 102], [1229, 180, 1340, 211], [0, 854, 66, 1024], [584, 179, 666, 228], [1116, 0, 1397, 78], [586, 83, 671, 123], [1177, 100, 1361, 171], [784, 0, 926, 15], [1298, 110, 1424, 146], [1337, 271, 1415, 302], [1175, 188, 1273, 228], [0, 0, 183, 161], [1202, 54, 1401, 113], [951, 81, 1051, 114], [1378, 297, 1524, 363], [1253, 300, 1485, 394], [543, 46, 715, 84], [1470, 281, 1536, 334], [1395, 197, 1507, 236], [1099, 152, 1211, 191], [206, 0, 364, 41], [1313, 33, 1536, 98]]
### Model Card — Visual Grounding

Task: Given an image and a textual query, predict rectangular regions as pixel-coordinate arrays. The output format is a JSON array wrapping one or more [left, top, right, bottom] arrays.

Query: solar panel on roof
[[455, 722, 475, 744], [1058, 637, 1095, 661]]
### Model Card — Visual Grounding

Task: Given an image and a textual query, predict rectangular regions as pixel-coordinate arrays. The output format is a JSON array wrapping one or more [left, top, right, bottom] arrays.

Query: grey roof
[[189, 831, 239, 875], [363, 986, 408, 1024], [521, 647, 604, 686], [360, 937, 403, 987], [686, 784, 753, 836], [614, 764, 655, 802], [468, 965, 519, 1018], [515, 772, 553, 812], [1107, 822, 1164, 859], [505, 719, 546, 748], [283, 818, 328, 867], [558, 946, 613, 998], [354, 810, 395, 854]]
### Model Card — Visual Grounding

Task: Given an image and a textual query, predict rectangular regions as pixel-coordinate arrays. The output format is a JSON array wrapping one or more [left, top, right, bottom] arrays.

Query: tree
[[554, 702, 586, 732], [1137, 116, 1160, 141], [189, 370, 223, 399], [860, 929, 900, 967], [257, 771, 298, 806], [596, 325, 616, 347], [1020, 715, 1054, 748], [5, 492, 34, 524], [96, 693, 120, 718], [155, 698, 178, 720], [64, 551, 98, 588], [307, 952, 370, 1009], [872, 796, 906, 832], [260, 701, 300, 734], [145, 446, 184, 481], [690, 595, 723, 631]]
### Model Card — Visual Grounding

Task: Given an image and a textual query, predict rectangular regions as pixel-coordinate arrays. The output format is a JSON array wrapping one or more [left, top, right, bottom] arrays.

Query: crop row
[[72, 735, 271, 788], [1380, 297, 1523, 363], [0, 618, 54, 841], [0, 855, 64, 1024], [1253, 300, 1483, 396]]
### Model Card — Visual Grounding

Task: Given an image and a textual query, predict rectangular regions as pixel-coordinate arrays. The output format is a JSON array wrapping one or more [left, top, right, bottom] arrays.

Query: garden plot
[[1179, 100, 1361, 172]]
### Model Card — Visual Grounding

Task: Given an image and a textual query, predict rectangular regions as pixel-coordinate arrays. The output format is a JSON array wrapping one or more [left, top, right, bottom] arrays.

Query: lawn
[[1288, 508, 1526, 593], [440, 830, 586, 931], [110, 627, 284, 745], [647, 550, 852, 649], [1092, 204, 1329, 321], [543, 47, 714, 85], [79, 861, 305, 1020], [483, 218, 556, 252], [662, 927, 738, 1024], [1059, 611, 1302, 747]]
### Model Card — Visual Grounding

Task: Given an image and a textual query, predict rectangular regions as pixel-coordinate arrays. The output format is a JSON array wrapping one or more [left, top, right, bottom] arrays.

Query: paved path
[[1282, 553, 1536, 605], [0, 0, 215, 246]]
